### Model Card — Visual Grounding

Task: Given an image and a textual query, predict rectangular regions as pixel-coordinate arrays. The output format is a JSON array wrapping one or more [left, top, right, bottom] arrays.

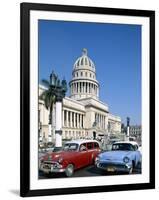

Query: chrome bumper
[[96, 162, 131, 172], [40, 162, 65, 173]]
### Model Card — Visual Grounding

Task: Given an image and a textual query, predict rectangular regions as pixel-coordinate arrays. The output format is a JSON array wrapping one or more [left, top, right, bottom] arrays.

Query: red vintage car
[[40, 139, 101, 177]]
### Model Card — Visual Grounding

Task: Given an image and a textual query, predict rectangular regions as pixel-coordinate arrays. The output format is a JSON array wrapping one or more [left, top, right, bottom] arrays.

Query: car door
[[86, 142, 96, 164], [75, 143, 89, 168]]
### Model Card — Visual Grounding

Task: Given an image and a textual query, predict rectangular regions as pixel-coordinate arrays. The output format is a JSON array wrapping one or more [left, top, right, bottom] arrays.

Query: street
[[39, 164, 141, 179]]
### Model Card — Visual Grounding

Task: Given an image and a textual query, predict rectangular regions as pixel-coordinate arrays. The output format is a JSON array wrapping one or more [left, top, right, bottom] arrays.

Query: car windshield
[[63, 143, 79, 151], [112, 143, 134, 151]]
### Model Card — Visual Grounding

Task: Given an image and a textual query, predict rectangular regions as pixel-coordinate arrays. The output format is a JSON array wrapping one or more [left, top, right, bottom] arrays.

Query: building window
[[81, 72, 83, 76], [90, 73, 92, 77], [85, 72, 87, 77], [76, 72, 78, 77]]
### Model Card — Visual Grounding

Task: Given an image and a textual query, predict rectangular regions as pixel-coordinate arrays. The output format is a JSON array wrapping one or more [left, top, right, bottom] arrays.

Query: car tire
[[65, 164, 74, 177]]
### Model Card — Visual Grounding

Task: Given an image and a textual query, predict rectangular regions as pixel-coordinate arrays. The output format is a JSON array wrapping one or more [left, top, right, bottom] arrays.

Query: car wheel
[[65, 164, 74, 177]]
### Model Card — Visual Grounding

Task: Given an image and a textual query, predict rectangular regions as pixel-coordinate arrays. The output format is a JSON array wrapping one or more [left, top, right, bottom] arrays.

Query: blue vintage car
[[95, 141, 141, 174]]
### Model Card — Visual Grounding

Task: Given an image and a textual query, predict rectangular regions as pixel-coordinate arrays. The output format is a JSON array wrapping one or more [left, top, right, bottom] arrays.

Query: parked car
[[95, 141, 141, 174], [40, 139, 101, 177]]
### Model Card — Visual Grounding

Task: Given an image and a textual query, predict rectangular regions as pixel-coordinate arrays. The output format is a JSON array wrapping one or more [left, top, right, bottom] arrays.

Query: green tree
[[40, 79, 56, 143]]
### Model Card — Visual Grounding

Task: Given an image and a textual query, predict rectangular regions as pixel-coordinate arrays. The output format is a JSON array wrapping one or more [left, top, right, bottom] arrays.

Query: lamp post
[[49, 71, 67, 151], [126, 117, 130, 140]]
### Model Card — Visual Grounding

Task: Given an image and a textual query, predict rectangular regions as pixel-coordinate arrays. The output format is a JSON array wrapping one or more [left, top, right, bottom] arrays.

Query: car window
[[134, 145, 138, 151], [87, 142, 93, 149], [112, 143, 134, 151], [79, 143, 87, 151], [94, 142, 99, 148], [63, 143, 78, 151]]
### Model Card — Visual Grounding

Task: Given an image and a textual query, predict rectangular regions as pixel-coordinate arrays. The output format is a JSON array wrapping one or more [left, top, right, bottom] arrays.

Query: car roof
[[65, 139, 99, 146], [113, 141, 139, 146]]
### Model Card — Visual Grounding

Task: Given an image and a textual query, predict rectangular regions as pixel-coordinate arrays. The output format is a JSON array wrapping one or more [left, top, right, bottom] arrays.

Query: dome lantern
[[82, 48, 88, 56]]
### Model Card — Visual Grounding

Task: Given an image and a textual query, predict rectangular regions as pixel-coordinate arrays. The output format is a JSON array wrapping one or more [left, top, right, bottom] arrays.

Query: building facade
[[39, 49, 121, 143], [129, 125, 142, 144]]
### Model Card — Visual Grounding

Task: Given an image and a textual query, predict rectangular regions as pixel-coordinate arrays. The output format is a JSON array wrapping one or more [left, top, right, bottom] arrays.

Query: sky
[[38, 20, 141, 126]]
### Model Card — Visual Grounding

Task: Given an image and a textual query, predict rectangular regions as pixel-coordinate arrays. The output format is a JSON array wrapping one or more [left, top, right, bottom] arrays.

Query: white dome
[[70, 48, 99, 100], [73, 48, 95, 70]]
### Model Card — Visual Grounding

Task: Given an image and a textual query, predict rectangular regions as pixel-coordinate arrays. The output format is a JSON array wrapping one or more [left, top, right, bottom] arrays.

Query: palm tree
[[40, 79, 56, 143]]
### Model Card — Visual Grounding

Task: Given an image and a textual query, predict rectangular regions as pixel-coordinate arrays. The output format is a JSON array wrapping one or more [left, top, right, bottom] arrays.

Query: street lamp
[[49, 71, 67, 151], [126, 117, 130, 140]]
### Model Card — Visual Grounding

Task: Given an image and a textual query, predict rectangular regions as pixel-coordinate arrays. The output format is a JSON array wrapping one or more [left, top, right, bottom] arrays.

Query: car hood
[[99, 151, 132, 161], [43, 151, 76, 162]]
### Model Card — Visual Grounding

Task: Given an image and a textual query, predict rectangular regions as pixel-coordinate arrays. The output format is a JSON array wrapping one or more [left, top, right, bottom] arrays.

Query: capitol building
[[39, 49, 121, 143]]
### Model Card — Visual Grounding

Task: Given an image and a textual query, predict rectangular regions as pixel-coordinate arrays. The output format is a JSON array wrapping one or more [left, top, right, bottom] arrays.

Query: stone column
[[62, 109, 65, 127], [91, 83, 93, 94], [77, 113, 79, 128], [73, 83, 75, 93], [74, 83, 76, 93], [73, 112, 76, 128], [70, 111, 72, 128], [66, 110, 68, 127], [101, 115, 103, 129], [80, 114, 82, 128], [87, 83, 89, 93], [71, 83, 73, 94], [55, 101, 62, 147]]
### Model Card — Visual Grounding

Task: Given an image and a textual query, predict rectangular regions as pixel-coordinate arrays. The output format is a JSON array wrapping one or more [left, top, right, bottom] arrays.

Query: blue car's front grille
[[99, 162, 127, 169]]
